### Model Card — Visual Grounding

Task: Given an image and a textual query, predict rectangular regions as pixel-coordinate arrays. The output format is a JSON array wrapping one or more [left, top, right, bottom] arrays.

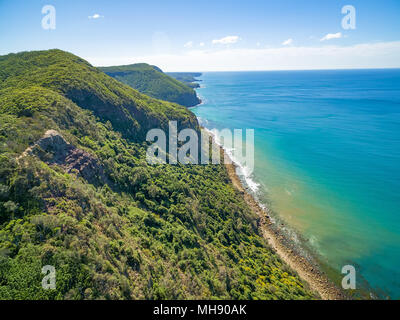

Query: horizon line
[[161, 67, 400, 73]]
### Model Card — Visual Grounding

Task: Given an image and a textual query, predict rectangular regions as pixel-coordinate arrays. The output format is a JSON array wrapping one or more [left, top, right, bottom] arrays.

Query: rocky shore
[[222, 149, 346, 300]]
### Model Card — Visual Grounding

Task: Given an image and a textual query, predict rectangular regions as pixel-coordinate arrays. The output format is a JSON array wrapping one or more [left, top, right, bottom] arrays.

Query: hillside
[[0, 49, 313, 300], [100, 64, 201, 107], [166, 72, 202, 88]]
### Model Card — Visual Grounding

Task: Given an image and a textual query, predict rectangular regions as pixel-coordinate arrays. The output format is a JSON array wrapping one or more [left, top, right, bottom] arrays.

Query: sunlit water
[[191, 70, 400, 299]]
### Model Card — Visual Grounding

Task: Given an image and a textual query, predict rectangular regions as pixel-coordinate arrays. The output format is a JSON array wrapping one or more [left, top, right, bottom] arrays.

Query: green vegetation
[[0, 49, 314, 300], [166, 72, 202, 89], [100, 64, 201, 107]]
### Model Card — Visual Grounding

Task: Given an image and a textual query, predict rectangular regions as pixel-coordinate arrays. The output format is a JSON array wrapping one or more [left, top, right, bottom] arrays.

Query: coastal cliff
[[100, 63, 201, 107], [0, 49, 313, 300]]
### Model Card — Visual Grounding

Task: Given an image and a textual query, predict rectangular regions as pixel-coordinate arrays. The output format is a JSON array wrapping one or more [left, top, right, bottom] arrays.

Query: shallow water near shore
[[191, 69, 400, 299]]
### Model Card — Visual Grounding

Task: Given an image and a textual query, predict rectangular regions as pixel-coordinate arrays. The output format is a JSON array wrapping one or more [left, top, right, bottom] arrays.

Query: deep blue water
[[191, 69, 400, 299]]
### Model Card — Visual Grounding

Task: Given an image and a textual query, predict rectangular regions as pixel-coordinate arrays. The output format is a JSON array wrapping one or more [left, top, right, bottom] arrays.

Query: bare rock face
[[26, 130, 107, 185], [33, 130, 74, 163]]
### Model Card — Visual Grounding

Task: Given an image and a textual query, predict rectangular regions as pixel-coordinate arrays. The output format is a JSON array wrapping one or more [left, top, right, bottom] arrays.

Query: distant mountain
[[0, 50, 198, 142], [166, 72, 202, 89], [100, 63, 201, 107], [0, 49, 313, 300]]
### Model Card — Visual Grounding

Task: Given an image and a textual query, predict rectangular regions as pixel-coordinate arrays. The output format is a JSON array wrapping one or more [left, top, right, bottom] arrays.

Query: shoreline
[[193, 79, 346, 299], [211, 136, 346, 300], [224, 158, 346, 300], [190, 76, 339, 298]]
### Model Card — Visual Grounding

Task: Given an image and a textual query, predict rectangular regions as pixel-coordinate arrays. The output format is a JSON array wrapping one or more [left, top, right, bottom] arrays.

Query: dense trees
[[100, 64, 201, 107], [166, 72, 202, 89], [0, 49, 313, 300]]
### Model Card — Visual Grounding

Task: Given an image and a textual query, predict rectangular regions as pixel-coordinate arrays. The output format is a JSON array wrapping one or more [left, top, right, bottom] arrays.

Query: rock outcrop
[[22, 130, 107, 186]]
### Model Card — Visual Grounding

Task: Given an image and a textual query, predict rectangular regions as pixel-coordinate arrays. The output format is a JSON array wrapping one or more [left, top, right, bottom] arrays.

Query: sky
[[0, 0, 400, 71]]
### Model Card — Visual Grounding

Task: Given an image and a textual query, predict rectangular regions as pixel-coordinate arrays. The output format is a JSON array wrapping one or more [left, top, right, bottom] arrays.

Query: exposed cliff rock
[[22, 130, 107, 186]]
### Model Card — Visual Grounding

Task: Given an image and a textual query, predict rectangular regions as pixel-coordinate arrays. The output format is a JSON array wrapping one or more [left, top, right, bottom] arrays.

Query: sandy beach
[[220, 148, 346, 300]]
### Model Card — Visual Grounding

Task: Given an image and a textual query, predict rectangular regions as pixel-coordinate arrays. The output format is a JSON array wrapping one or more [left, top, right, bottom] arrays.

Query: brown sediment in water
[[224, 155, 347, 300]]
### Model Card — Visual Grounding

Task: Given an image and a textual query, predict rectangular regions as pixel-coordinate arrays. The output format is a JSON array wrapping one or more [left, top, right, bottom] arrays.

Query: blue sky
[[0, 0, 399, 70]]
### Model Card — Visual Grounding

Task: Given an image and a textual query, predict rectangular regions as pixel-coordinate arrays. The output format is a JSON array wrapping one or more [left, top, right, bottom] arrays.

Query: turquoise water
[[191, 70, 400, 299]]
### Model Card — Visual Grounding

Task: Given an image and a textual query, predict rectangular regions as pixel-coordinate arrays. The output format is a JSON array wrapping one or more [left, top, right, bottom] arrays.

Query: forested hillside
[[166, 72, 202, 88], [0, 49, 313, 300], [100, 63, 201, 107]]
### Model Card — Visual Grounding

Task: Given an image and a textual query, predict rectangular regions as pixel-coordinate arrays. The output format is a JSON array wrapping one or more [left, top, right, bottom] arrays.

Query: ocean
[[191, 69, 400, 299]]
